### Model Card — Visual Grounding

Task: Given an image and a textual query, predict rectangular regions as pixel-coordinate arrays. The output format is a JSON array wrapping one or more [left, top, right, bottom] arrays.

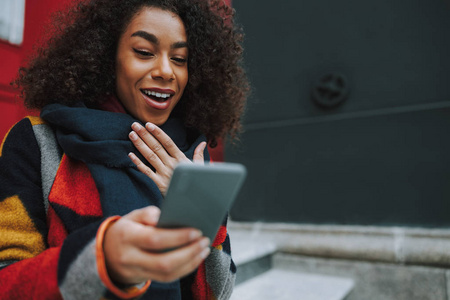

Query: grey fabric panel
[[59, 239, 107, 299], [204, 247, 236, 300], [32, 124, 62, 214], [59, 239, 148, 299]]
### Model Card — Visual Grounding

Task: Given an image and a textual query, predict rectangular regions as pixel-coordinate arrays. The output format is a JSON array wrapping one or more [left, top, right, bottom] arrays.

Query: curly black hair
[[14, 0, 249, 147]]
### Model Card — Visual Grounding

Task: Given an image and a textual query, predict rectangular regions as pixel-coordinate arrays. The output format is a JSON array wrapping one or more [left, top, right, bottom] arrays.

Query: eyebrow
[[131, 30, 188, 49], [171, 41, 188, 50], [131, 31, 158, 44]]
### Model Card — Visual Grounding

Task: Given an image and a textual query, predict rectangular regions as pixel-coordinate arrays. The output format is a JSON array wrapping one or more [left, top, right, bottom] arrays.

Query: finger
[[145, 122, 187, 161], [162, 246, 210, 281], [193, 142, 207, 163], [132, 122, 171, 163], [128, 152, 164, 187], [132, 122, 173, 163], [133, 237, 211, 282], [140, 227, 202, 252], [116, 239, 210, 283], [129, 130, 166, 172], [124, 206, 161, 226], [131, 227, 205, 252]]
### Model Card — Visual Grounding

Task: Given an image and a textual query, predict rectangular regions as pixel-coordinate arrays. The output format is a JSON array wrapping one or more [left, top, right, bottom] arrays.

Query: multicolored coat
[[0, 117, 236, 299]]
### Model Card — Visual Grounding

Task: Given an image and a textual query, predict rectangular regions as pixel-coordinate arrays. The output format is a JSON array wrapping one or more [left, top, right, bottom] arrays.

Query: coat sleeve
[[0, 118, 148, 300], [182, 215, 236, 300], [0, 118, 62, 298]]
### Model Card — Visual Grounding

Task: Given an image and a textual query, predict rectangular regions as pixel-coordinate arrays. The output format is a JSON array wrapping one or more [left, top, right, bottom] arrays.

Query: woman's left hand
[[128, 122, 207, 196]]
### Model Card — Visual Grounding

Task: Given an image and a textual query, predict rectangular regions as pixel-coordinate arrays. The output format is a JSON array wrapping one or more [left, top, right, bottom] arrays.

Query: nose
[[151, 55, 174, 81]]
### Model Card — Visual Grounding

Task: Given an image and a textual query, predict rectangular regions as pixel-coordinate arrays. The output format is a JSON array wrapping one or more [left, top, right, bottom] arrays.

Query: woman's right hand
[[128, 122, 207, 196], [103, 206, 210, 285]]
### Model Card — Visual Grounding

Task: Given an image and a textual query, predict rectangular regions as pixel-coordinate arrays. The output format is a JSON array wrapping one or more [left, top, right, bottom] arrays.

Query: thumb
[[124, 206, 161, 226], [193, 142, 207, 163]]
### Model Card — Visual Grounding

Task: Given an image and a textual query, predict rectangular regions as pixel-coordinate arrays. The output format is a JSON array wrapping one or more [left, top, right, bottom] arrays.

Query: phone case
[[157, 162, 247, 241]]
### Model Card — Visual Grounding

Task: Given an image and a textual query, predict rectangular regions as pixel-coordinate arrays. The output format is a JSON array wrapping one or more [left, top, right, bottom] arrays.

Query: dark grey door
[[227, 0, 450, 226]]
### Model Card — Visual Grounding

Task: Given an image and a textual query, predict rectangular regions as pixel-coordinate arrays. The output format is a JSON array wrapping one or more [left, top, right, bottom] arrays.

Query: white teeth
[[143, 90, 171, 98]]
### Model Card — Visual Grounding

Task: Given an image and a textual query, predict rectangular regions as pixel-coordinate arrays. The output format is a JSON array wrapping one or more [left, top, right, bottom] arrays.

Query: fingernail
[[200, 247, 211, 259], [190, 230, 202, 240], [129, 131, 138, 141], [200, 237, 210, 248], [131, 122, 141, 130], [146, 122, 155, 131]]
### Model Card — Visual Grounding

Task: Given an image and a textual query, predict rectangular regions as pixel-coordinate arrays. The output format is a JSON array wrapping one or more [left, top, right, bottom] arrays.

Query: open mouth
[[140, 89, 173, 102]]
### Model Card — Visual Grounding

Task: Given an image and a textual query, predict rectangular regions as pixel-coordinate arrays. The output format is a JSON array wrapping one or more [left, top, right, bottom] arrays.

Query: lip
[[141, 87, 175, 95], [140, 89, 173, 110]]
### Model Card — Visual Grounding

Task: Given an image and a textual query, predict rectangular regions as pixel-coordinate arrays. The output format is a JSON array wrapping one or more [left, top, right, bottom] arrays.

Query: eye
[[172, 57, 187, 64], [133, 48, 153, 57]]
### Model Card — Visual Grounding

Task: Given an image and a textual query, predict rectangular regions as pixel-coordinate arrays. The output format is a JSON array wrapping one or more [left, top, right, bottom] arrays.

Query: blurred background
[[0, 0, 60, 136], [226, 1, 450, 299], [228, 0, 450, 227], [1, 0, 450, 299]]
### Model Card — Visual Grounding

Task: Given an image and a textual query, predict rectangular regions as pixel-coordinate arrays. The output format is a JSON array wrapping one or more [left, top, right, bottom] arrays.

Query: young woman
[[0, 0, 248, 299]]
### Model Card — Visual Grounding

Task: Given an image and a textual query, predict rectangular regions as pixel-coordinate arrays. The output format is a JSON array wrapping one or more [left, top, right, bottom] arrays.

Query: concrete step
[[230, 225, 277, 284], [230, 268, 354, 300], [229, 222, 355, 299]]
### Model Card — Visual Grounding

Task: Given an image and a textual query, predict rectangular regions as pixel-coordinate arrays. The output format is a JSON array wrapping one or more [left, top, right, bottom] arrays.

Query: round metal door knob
[[312, 73, 349, 108]]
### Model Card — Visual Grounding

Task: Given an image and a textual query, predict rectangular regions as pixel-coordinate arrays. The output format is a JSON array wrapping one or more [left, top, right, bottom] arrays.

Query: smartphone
[[157, 162, 247, 242]]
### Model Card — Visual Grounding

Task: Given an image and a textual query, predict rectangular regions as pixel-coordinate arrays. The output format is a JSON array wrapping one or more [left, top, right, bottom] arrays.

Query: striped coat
[[0, 117, 235, 300]]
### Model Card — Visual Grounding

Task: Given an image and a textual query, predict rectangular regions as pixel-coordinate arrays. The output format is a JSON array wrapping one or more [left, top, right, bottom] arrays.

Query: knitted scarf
[[40, 103, 209, 217], [40, 103, 211, 299]]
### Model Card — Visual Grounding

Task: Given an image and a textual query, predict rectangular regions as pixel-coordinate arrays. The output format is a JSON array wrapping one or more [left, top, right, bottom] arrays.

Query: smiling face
[[115, 7, 188, 125]]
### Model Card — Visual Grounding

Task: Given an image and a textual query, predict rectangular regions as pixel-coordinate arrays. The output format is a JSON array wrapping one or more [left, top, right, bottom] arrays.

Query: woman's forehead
[[123, 6, 186, 40]]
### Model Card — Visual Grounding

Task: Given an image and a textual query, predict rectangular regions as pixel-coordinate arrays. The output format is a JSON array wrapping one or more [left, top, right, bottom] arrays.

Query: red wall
[[0, 0, 230, 161], [0, 0, 74, 138]]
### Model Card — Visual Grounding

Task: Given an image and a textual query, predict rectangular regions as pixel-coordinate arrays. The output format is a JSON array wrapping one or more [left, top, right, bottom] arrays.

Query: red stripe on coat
[[47, 205, 69, 248], [212, 225, 227, 247], [0, 247, 62, 299], [191, 262, 214, 300], [49, 156, 102, 217]]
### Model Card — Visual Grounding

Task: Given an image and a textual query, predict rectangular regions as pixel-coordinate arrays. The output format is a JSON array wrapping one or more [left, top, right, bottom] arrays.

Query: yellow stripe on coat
[[0, 195, 46, 261]]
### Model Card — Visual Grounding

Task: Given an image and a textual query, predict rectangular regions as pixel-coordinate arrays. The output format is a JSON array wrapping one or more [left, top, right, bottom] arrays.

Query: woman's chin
[[140, 114, 169, 126]]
